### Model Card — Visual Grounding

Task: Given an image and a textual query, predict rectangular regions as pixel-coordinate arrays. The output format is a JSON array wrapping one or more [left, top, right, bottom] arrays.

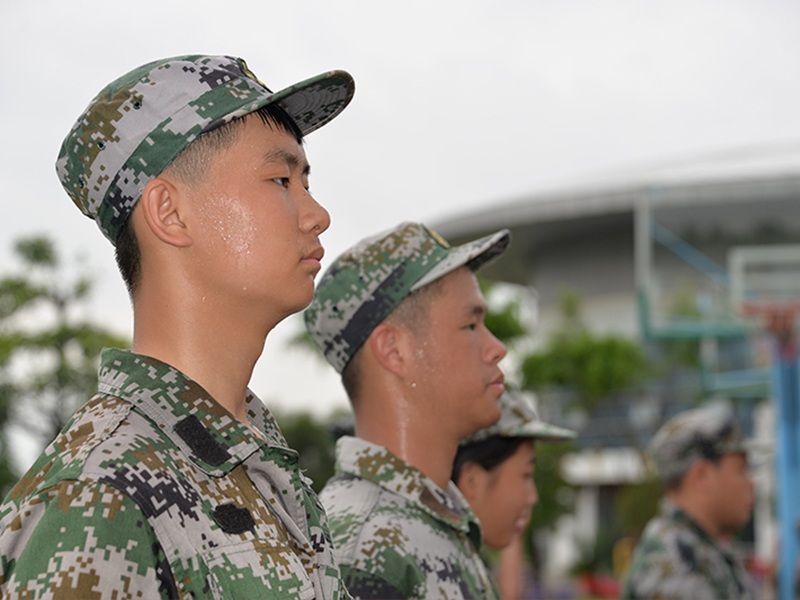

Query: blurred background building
[[435, 141, 800, 593]]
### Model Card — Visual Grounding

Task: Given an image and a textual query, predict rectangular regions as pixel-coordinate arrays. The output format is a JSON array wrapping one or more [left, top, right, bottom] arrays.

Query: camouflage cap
[[304, 221, 511, 374], [649, 408, 749, 482], [461, 391, 576, 445], [56, 54, 355, 244]]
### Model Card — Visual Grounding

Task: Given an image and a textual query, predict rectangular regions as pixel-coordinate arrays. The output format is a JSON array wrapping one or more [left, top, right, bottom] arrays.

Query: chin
[[486, 533, 512, 551], [291, 286, 317, 312], [275, 297, 315, 323], [487, 403, 503, 424]]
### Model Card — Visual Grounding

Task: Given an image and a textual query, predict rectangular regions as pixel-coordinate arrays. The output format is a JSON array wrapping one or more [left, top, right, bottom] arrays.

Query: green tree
[[615, 475, 663, 538], [0, 235, 128, 476], [660, 281, 704, 369], [274, 409, 340, 494], [520, 288, 650, 411], [478, 278, 529, 346]]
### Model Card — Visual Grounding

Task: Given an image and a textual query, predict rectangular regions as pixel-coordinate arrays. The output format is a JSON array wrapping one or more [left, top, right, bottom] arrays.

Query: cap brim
[[411, 229, 510, 292], [266, 70, 355, 136], [510, 421, 577, 442]]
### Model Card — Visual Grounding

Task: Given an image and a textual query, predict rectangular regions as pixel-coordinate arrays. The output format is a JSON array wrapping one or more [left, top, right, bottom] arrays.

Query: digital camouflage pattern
[[621, 500, 756, 600], [461, 391, 576, 445], [649, 408, 748, 483], [321, 436, 499, 600], [0, 349, 348, 599], [56, 54, 355, 244], [305, 221, 510, 374]]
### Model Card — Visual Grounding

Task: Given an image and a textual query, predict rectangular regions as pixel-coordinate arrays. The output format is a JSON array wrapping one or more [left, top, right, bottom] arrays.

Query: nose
[[302, 192, 331, 235], [527, 480, 539, 509], [485, 330, 507, 364]]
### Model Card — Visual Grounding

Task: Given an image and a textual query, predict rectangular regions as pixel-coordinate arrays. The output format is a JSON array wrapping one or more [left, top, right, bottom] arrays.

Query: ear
[[139, 176, 193, 247], [368, 322, 407, 376], [684, 459, 711, 489], [457, 461, 488, 503]]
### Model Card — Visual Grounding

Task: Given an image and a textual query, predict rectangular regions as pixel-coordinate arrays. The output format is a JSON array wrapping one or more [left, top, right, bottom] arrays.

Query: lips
[[489, 371, 505, 389], [303, 246, 325, 263]]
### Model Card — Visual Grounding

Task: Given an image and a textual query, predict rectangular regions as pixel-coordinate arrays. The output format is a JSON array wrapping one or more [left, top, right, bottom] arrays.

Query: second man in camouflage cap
[[306, 221, 511, 599]]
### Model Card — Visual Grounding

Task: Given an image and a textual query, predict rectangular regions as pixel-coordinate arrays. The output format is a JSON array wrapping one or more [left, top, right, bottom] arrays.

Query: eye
[[272, 177, 290, 188]]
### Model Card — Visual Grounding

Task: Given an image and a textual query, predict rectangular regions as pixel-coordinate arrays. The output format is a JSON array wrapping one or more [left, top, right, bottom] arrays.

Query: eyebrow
[[261, 148, 311, 176], [467, 302, 487, 319]]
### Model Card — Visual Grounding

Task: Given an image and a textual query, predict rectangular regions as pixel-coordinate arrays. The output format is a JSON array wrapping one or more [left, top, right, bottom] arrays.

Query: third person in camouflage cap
[[622, 408, 756, 600], [0, 54, 354, 599], [305, 221, 510, 599], [452, 391, 576, 599]]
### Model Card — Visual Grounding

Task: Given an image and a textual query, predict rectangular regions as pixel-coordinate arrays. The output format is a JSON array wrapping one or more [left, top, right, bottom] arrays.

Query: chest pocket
[[203, 539, 315, 600]]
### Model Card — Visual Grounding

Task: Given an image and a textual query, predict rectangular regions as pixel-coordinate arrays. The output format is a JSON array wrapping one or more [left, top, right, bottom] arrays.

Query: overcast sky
[[2, 0, 799, 447]]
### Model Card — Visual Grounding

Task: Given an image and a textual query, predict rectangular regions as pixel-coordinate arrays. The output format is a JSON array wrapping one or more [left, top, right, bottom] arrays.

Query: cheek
[[199, 192, 257, 260], [411, 335, 450, 385], [494, 470, 529, 516]]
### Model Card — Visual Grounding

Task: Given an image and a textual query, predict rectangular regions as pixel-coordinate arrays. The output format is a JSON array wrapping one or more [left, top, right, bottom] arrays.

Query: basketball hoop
[[730, 245, 800, 363], [740, 301, 800, 362]]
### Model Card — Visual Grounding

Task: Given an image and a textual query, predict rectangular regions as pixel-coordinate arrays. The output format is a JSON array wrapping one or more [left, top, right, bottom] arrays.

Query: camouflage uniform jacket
[[320, 436, 498, 600], [0, 348, 347, 600], [622, 500, 755, 600]]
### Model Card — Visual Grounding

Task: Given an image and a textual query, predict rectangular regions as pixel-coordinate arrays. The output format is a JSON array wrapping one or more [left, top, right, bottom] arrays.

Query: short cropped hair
[[661, 453, 724, 493], [115, 103, 304, 297], [341, 275, 449, 403], [451, 436, 528, 483]]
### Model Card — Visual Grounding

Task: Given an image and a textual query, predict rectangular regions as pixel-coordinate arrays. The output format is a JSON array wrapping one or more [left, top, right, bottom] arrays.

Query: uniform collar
[[334, 436, 481, 543], [97, 348, 294, 476]]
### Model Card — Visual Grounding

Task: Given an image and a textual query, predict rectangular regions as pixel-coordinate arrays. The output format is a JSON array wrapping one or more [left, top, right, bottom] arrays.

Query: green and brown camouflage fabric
[[305, 221, 510, 374], [621, 501, 756, 600], [0, 349, 348, 599], [56, 54, 355, 244], [320, 436, 499, 600], [649, 408, 749, 483], [461, 391, 576, 445]]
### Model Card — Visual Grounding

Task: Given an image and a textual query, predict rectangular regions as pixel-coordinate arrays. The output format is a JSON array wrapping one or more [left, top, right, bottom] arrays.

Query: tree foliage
[[614, 475, 663, 538], [478, 277, 528, 346], [520, 289, 650, 410], [274, 410, 348, 494], [0, 235, 128, 477]]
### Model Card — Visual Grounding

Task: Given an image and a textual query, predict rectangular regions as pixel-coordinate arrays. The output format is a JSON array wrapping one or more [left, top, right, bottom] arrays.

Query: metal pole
[[635, 188, 653, 338], [774, 335, 800, 600]]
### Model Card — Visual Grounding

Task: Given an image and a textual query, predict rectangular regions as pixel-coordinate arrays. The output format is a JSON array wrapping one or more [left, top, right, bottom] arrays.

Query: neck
[[354, 388, 459, 490], [666, 492, 722, 539], [131, 281, 278, 425]]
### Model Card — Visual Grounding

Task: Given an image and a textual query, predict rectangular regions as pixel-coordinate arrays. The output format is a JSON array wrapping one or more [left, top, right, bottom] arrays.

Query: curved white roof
[[435, 141, 800, 239]]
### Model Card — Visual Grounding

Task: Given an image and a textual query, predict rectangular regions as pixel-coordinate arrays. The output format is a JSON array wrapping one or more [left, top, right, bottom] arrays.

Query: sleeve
[[340, 565, 406, 600], [0, 480, 178, 599]]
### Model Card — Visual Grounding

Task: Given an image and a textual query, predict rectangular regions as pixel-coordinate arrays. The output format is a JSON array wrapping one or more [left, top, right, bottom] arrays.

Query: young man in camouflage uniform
[[622, 409, 756, 600], [304, 221, 510, 599], [0, 55, 354, 599], [453, 391, 576, 600]]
